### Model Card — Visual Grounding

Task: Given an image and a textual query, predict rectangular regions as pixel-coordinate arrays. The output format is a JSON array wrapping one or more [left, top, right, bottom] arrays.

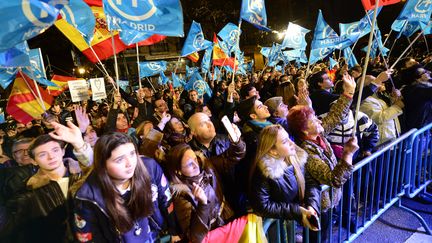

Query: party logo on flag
[[103, 0, 184, 37], [139, 61, 167, 78], [240, 0, 271, 31], [281, 23, 310, 50]]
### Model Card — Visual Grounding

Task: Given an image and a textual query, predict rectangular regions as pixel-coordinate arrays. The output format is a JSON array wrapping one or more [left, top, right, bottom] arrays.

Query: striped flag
[[48, 75, 78, 96], [6, 72, 53, 124]]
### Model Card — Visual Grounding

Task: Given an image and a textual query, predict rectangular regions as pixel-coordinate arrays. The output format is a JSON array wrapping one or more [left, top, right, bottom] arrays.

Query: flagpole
[[353, 0, 380, 136], [231, 20, 242, 85], [135, 43, 142, 89], [109, 30, 120, 93], [18, 68, 46, 112], [347, 39, 359, 62], [173, 56, 182, 74], [383, 29, 393, 47], [89, 46, 110, 77], [423, 34, 430, 54], [390, 22, 432, 70], [146, 77, 157, 92], [386, 21, 408, 62]]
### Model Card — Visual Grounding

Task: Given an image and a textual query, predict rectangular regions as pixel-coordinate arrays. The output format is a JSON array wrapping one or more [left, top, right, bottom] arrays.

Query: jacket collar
[[258, 145, 308, 179]]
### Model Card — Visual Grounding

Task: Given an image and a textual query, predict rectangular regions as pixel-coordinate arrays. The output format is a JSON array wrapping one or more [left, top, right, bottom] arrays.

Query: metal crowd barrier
[[263, 123, 432, 242]]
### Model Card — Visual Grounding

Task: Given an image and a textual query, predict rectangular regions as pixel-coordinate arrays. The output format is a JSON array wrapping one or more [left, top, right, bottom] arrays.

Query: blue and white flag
[[60, 0, 95, 44], [218, 23, 241, 53], [260, 47, 271, 58], [181, 21, 212, 57], [240, 0, 271, 31], [139, 61, 167, 78], [268, 43, 283, 67], [311, 10, 351, 50], [396, 0, 432, 23], [22, 67, 57, 87], [309, 47, 334, 65], [103, 0, 184, 37], [211, 66, 221, 81], [119, 30, 152, 45], [282, 49, 302, 63], [0, 0, 67, 51], [399, 21, 421, 38], [186, 65, 199, 78], [361, 29, 389, 58], [185, 72, 212, 97], [329, 57, 338, 69], [201, 46, 213, 73], [340, 8, 381, 45], [0, 67, 18, 89], [0, 42, 30, 68], [158, 71, 170, 85], [29, 48, 47, 79], [172, 72, 185, 88], [343, 47, 358, 68], [281, 23, 310, 50]]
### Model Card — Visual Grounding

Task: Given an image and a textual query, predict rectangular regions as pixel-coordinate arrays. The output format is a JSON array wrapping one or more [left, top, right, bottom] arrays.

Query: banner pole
[[136, 43, 142, 89], [231, 20, 242, 85], [353, 1, 380, 136], [109, 30, 120, 93]]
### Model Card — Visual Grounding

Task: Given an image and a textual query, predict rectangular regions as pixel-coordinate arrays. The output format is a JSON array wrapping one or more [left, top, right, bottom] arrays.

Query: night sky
[[27, 0, 406, 76]]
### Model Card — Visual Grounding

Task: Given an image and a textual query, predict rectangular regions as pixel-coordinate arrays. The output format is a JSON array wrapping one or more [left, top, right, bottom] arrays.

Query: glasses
[[13, 149, 29, 156]]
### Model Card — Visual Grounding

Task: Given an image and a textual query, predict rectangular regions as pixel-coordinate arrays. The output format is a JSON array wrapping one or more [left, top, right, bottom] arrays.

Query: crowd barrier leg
[[397, 200, 432, 235]]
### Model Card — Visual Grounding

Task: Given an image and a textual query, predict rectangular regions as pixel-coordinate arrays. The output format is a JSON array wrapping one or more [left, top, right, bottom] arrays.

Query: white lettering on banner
[[409, 13, 428, 19], [415, 0, 432, 14], [107, 0, 157, 21], [248, 16, 262, 25], [108, 16, 156, 31]]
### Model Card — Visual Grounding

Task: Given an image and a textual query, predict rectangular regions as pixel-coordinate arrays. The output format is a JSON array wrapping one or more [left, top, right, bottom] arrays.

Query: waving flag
[[119, 30, 166, 45], [139, 61, 167, 78], [392, 0, 432, 33], [103, 0, 184, 37], [281, 23, 310, 50], [0, 68, 18, 89], [361, 29, 389, 58], [185, 72, 212, 97], [157, 72, 170, 85], [361, 0, 400, 11], [6, 71, 53, 124], [260, 47, 271, 58], [268, 44, 284, 67], [60, 0, 95, 44], [311, 10, 351, 50], [187, 52, 200, 63], [218, 23, 241, 53], [186, 65, 199, 78], [343, 47, 358, 68], [309, 47, 334, 65], [213, 34, 237, 68], [201, 46, 213, 73], [181, 21, 212, 57], [0, 42, 30, 68], [329, 57, 338, 69], [0, 0, 66, 51], [48, 75, 78, 96], [171, 73, 185, 88], [240, 0, 271, 31], [339, 9, 381, 45]]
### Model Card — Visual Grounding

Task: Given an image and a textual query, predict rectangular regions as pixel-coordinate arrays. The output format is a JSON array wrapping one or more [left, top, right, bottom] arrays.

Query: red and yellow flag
[[6, 72, 53, 124], [361, 0, 400, 11], [212, 33, 237, 69], [187, 52, 199, 63], [55, 6, 166, 63], [48, 75, 77, 96]]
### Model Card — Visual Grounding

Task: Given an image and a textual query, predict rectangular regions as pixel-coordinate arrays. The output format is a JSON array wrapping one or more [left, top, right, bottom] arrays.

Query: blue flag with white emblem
[[181, 21, 212, 57], [172, 72, 185, 88], [185, 72, 212, 97], [218, 23, 241, 53], [22, 67, 57, 87], [201, 46, 213, 73], [158, 72, 170, 85], [393, 0, 432, 34], [0, 67, 18, 89], [340, 8, 381, 45], [0, 42, 30, 67], [103, 0, 184, 37], [186, 65, 199, 78], [60, 0, 95, 44], [311, 10, 351, 50], [268, 43, 283, 67], [139, 61, 167, 78], [343, 47, 358, 68], [0, 0, 67, 51], [361, 28, 389, 58], [309, 47, 334, 65], [260, 47, 271, 58], [240, 0, 271, 31], [281, 23, 310, 50]]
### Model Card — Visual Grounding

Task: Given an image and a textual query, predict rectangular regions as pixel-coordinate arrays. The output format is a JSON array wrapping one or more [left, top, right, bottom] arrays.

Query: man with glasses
[[11, 138, 35, 167]]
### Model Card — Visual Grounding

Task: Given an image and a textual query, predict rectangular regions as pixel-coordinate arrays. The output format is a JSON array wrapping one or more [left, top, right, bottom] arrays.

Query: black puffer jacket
[[250, 146, 321, 221]]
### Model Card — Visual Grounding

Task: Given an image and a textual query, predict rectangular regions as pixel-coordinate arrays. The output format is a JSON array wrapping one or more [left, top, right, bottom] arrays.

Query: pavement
[[352, 196, 432, 243]]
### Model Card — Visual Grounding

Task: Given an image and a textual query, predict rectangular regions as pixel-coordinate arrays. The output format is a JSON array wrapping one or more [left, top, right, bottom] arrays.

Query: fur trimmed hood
[[258, 144, 308, 179]]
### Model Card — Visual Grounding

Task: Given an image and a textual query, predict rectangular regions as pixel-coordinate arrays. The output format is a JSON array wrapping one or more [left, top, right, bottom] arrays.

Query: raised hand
[[49, 121, 85, 149], [192, 182, 207, 205], [75, 105, 90, 134]]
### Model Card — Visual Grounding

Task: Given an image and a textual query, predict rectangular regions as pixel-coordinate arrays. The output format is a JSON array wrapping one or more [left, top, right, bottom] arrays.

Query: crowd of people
[[0, 54, 431, 242]]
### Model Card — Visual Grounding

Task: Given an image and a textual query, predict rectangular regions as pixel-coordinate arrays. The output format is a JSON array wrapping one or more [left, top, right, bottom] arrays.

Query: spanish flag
[[6, 72, 53, 124], [55, 6, 166, 63], [212, 33, 237, 69], [48, 75, 77, 96], [187, 52, 199, 63]]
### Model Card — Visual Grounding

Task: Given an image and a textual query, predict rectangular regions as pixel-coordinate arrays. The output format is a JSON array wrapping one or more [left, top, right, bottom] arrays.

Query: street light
[[78, 67, 86, 75]]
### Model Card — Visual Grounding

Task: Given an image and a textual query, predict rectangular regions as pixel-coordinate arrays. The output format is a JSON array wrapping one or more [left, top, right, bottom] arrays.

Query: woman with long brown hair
[[248, 125, 320, 231], [72, 132, 172, 242]]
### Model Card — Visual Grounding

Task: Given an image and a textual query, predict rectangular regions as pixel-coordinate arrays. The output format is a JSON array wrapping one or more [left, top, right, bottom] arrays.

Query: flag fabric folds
[[361, 0, 400, 11], [185, 72, 212, 97], [240, 0, 271, 31], [181, 21, 212, 57], [391, 0, 432, 35], [172, 73, 185, 88], [60, 0, 95, 44], [343, 47, 358, 68], [103, 0, 184, 37], [309, 47, 334, 65], [0, 68, 18, 89], [213, 34, 237, 69], [311, 10, 351, 50], [0, 42, 31, 68], [48, 75, 78, 96], [218, 23, 241, 53], [6, 71, 53, 124], [0, 0, 66, 51], [281, 23, 310, 50], [139, 61, 167, 78], [187, 52, 200, 63], [201, 47, 213, 73]]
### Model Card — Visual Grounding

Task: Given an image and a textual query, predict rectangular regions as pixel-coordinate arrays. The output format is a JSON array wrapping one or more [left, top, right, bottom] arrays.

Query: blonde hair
[[249, 124, 305, 201]]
